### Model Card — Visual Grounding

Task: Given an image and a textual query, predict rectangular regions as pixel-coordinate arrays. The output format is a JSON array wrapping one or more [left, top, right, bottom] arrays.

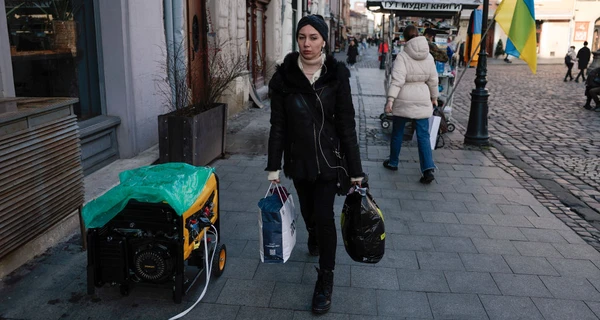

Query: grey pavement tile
[[385, 219, 410, 235], [445, 224, 489, 239], [253, 261, 304, 283], [472, 238, 520, 255], [294, 311, 349, 319], [489, 215, 534, 227], [216, 279, 275, 307], [482, 225, 528, 240], [454, 184, 489, 194], [548, 258, 600, 279], [400, 199, 434, 212], [459, 253, 512, 273], [557, 229, 588, 244], [505, 193, 542, 206], [444, 271, 500, 294], [397, 269, 450, 293], [491, 273, 553, 297], [408, 222, 449, 236], [329, 286, 378, 316], [531, 205, 555, 218], [391, 234, 434, 251], [350, 266, 399, 290], [456, 213, 497, 226], [431, 236, 478, 253], [498, 204, 538, 216], [586, 302, 600, 320], [375, 249, 419, 269], [483, 186, 520, 197], [552, 243, 600, 260], [434, 177, 468, 186], [221, 257, 259, 280], [230, 222, 260, 241], [445, 170, 476, 178], [268, 282, 313, 311], [520, 228, 569, 243], [512, 241, 564, 258], [428, 293, 487, 319], [381, 189, 413, 200], [540, 276, 600, 301], [432, 201, 469, 213], [465, 203, 503, 215], [480, 295, 544, 320], [503, 255, 559, 276], [421, 211, 459, 224], [461, 177, 495, 186], [391, 210, 424, 222], [411, 191, 443, 201], [376, 290, 433, 318], [374, 198, 401, 211], [526, 217, 571, 230], [416, 252, 465, 271], [474, 194, 512, 205], [442, 192, 478, 203], [238, 306, 294, 319], [489, 179, 524, 188]]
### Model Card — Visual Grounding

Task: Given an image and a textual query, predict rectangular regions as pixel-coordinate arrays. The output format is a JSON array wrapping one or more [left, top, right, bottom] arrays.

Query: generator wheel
[[381, 120, 390, 129], [447, 123, 455, 132], [212, 244, 227, 277]]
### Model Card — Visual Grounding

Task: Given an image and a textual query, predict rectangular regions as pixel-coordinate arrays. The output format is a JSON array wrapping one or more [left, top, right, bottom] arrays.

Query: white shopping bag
[[257, 183, 296, 263], [412, 116, 441, 150]]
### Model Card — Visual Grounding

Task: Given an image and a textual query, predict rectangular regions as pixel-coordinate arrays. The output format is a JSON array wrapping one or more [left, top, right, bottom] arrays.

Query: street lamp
[[464, 0, 490, 146]]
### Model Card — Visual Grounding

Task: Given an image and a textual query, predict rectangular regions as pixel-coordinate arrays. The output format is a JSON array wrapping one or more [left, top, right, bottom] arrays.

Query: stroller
[[379, 100, 455, 149]]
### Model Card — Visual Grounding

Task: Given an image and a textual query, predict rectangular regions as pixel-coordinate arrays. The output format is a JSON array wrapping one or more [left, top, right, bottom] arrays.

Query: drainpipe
[[163, 0, 185, 107]]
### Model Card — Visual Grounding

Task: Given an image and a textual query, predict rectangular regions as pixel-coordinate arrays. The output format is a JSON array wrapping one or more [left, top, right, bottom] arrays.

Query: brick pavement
[[4, 48, 600, 320]]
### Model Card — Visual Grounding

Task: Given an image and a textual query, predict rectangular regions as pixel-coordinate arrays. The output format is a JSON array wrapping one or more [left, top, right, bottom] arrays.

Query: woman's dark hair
[[403, 25, 418, 41]]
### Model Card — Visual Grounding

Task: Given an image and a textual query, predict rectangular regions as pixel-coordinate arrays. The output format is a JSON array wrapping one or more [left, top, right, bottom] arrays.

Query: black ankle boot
[[307, 229, 319, 256], [420, 169, 435, 184], [312, 267, 334, 314]]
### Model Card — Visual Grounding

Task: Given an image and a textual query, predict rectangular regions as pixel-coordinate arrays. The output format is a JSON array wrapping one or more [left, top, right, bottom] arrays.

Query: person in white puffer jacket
[[382, 25, 439, 184]]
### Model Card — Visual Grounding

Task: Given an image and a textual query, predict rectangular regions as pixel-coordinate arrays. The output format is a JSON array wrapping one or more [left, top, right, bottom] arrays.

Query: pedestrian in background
[[383, 25, 438, 184], [378, 37, 389, 69], [564, 46, 577, 82], [458, 41, 465, 67], [423, 28, 448, 63], [575, 41, 591, 83], [266, 14, 364, 315], [347, 39, 359, 68]]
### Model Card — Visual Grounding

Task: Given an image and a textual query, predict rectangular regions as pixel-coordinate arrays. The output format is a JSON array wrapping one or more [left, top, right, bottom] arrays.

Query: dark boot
[[312, 267, 334, 314], [420, 169, 435, 184], [307, 228, 319, 256]]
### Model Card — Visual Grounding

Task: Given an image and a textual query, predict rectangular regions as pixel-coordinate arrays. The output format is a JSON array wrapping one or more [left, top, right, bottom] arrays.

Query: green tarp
[[82, 163, 214, 228]]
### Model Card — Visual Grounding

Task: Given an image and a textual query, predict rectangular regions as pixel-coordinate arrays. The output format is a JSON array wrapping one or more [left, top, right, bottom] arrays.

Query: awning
[[367, 0, 481, 17]]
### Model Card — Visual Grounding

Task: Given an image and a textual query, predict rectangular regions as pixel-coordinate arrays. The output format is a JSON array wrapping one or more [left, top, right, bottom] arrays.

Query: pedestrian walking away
[[378, 38, 389, 69], [346, 39, 359, 68], [584, 67, 600, 110], [266, 14, 364, 315], [564, 46, 577, 82], [382, 25, 438, 184], [575, 41, 591, 83], [423, 28, 448, 63]]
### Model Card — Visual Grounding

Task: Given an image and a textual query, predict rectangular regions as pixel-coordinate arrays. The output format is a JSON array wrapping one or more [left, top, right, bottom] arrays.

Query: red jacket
[[378, 42, 389, 54]]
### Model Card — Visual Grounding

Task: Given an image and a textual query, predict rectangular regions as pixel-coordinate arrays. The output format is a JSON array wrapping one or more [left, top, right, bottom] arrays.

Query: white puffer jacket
[[387, 36, 439, 119]]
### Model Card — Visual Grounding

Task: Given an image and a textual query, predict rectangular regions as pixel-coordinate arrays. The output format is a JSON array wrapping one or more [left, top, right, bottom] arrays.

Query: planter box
[[158, 103, 227, 166]]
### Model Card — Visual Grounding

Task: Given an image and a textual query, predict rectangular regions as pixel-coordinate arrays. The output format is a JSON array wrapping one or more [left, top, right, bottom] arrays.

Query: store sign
[[574, 22, 589, 42], [382, 1, 463, 11]]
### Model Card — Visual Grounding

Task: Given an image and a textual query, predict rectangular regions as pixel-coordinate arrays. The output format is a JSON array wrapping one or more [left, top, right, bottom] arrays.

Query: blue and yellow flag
[[495, 0, 537, 74]]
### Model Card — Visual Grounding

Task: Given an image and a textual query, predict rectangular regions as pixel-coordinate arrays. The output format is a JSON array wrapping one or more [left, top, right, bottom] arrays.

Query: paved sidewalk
[[3, 63, 600, 320]]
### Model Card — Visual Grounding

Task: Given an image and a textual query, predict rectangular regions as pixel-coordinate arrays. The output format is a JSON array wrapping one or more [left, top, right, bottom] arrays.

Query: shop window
[[594, 18, 600, 52], [5, 0, 101, 120]]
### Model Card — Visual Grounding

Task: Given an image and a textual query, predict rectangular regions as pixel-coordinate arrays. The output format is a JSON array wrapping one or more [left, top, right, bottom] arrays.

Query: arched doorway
[[593, 18, 600, 52]]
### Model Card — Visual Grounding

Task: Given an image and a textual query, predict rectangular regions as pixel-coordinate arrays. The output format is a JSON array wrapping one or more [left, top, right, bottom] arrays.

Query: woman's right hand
[[270, 179, 280, 184], [384, 101, 393, 114]]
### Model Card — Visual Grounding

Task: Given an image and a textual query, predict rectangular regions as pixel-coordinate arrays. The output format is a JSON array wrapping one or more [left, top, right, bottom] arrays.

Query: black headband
[[296, 15, 328, 43]]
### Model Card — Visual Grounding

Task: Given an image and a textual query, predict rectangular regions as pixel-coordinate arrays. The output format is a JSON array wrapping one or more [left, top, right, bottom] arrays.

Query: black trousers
[[565, 63, 574, 80], [293, 178, 338, 271], [576, 68, 587, 81]]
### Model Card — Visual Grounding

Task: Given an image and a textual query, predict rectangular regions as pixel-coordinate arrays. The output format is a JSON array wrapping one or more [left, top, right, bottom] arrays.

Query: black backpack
[[564, 54, 571, 66]]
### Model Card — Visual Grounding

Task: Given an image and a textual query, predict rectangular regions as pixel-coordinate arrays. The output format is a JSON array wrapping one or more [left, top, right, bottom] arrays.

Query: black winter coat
[[577, 47, 591, 69], [266, 52, 363, 182], [347, 44, 359, 64]]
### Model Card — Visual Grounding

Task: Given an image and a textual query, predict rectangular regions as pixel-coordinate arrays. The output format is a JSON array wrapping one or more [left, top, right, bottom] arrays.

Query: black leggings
[[293, 178, 338, 271], [576, 68, 587, 81], [565, 63, 574, 80]]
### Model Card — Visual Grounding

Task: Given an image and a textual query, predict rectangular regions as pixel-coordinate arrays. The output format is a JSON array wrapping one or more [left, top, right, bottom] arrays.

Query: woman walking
[[382, 25, 438, 184], [266, 15, 363, 314], [564, 46, 577, 82], [346, 39, 359, 68]]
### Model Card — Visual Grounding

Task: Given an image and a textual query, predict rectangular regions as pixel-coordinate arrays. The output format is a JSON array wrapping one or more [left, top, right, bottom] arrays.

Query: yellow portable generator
[[84, 164, 226, 303]]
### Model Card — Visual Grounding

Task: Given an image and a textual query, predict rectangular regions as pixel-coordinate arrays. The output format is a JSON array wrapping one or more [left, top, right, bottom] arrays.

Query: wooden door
[[247, 0, 270, 90], [187, 0, 208, 104]]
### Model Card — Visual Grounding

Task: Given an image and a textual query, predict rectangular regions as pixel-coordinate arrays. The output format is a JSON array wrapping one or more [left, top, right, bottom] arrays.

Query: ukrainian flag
[[495, 0, 537, 74], [466, 9, 482, 68]]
